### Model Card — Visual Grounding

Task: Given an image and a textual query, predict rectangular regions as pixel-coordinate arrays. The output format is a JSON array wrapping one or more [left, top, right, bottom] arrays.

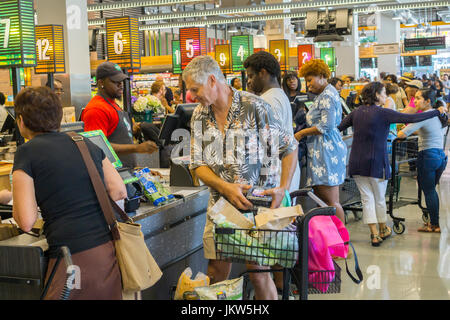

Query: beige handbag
[[68, 132, 162, 293]]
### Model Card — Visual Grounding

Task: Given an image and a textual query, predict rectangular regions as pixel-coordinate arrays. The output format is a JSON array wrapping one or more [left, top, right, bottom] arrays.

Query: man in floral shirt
[[184, 55, 298, 300]]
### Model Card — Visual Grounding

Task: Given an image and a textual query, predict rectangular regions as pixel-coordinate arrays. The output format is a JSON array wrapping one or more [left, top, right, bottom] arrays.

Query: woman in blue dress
[[294, 59, 347, 222]]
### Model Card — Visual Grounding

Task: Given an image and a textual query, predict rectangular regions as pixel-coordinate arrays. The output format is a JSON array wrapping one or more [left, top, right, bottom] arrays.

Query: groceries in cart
[[209, 197, 303, 268]]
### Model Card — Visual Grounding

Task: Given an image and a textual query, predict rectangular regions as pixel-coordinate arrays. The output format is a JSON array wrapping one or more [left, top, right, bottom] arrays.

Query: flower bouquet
[[132, 95, 164, 122]]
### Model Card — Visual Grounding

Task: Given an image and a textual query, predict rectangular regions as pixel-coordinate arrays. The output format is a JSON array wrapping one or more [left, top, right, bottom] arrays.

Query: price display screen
[[179, 27, 207, 70], [231, 35, 253, 72], [215, 44, 232, 74], [269, 39, 289, 71], [0, 0, 36, 68], [35, 25, 65, 74]]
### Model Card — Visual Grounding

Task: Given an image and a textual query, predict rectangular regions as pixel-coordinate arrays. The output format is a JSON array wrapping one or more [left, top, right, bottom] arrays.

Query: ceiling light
[[296, 31, 304, 39], [417, 23, 425, 31], [228, 24, 238, 33]]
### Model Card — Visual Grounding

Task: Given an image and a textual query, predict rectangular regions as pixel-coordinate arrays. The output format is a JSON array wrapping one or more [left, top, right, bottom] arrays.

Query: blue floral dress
[[305, 84, 347, 187]]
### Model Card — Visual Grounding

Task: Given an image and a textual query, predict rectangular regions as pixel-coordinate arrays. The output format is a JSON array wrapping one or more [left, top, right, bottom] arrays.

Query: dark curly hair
[[361, 82, 385, 106], [14, 87, 62, 132], [244, 51, 281, 82]]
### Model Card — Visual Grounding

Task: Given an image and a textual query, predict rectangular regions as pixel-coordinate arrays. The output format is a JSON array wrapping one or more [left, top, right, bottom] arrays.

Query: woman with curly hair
[[294, 59, 347, 222]]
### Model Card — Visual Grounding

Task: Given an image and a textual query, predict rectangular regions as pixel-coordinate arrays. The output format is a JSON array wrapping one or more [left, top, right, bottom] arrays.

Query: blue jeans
[[417, 148, 448, 226]]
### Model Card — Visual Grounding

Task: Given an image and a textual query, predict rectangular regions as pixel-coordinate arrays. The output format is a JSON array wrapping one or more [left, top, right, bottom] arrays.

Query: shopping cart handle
[[300, 206, 336, 224], [289, 188, 313, 199]]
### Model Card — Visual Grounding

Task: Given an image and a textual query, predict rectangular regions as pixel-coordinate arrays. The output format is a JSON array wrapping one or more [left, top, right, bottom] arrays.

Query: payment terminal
[[79, 130, 143, 213]]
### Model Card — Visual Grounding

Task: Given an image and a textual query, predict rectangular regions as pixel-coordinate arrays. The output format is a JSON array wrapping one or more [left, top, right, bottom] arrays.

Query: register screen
[[87, 135, 119, 167]]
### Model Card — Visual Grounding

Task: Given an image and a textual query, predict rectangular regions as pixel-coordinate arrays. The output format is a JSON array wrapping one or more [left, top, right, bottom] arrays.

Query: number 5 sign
[[35, 25, 65, 74], [179, 27, 207, 70], [105, 16, 141, 73]]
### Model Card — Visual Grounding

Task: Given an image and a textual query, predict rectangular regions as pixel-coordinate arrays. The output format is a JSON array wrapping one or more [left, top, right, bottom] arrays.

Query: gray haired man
[[185, 55, 298, 300]]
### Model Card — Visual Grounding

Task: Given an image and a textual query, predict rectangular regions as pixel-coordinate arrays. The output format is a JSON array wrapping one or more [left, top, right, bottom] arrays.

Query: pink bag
[[307, 215, 350, 292]]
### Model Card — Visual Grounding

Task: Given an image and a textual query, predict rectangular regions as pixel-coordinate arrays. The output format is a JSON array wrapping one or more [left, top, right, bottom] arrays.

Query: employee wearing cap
[[402, 80, 424, 114], [82, 62, 158, 169]]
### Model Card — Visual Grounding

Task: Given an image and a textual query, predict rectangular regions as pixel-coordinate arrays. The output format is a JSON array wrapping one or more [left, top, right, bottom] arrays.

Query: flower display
[[133, 95, 164, 113]]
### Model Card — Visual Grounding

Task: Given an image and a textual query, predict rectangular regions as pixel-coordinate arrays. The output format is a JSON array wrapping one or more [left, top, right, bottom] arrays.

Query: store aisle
[[310, 157, 450, 300]]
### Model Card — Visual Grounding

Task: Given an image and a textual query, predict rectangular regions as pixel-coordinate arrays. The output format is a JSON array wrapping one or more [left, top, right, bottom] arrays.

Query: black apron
[[98, 95, 137, 169]]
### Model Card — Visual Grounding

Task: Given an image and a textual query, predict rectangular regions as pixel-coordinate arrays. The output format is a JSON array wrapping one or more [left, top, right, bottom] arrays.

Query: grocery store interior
[[0, 0, 450, 301]]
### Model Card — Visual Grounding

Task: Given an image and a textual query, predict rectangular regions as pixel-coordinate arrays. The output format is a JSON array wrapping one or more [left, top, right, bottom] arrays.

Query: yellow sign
[[215, 44, 232, 74], [105, 16, 141, 73], [35, 25, 65, 74], [269, 40, 289, 71]]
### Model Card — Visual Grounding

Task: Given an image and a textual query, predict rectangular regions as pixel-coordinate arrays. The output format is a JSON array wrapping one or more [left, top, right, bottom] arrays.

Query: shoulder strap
[[67, 132, 129, 240]]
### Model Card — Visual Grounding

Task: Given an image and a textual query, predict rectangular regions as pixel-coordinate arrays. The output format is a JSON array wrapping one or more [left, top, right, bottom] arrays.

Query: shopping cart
[[341, 178, 363, 224], [388, 136, 421, 234], [214, 188, 342, 300]]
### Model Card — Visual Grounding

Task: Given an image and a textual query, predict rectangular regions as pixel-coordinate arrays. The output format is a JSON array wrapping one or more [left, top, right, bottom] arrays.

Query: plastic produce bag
[[194, 277, 243, 300], [174, 267, 210, 300]]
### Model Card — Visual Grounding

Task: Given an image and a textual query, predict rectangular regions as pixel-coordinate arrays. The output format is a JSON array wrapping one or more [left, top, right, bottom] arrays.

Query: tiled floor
[[309, 161, 450, 300]]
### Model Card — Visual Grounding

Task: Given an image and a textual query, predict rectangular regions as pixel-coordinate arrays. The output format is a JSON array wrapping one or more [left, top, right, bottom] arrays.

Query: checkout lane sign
[[231, 35, 253, 72], [0, 0, 37, 68], [215, 44, 232, 74], [320, 47, 336, 72], [172, 40, 182, 74], [179, 27, 207, 70], [35, 25, 65, 74], [105, 16, 141, 73], [298, 44, 315, 69], [269, 39, 289, 71]]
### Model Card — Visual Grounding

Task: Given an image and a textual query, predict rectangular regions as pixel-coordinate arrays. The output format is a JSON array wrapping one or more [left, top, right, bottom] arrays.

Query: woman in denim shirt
[[398, 89, 448, 233]]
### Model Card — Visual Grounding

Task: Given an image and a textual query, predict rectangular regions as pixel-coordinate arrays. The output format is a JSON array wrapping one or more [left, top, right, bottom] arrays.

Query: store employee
[[82, 62, 158, 168]]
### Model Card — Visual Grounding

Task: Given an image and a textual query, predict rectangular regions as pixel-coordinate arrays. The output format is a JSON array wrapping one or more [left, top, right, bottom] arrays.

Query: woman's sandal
[[380, 226, 392, 240], [418, 224, 441, 233], [371, 234, 383, 247]]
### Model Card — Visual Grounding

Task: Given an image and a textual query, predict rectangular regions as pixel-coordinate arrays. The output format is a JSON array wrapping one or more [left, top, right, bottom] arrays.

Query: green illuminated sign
[[172, 40, 182, 74], [231, 35, 253, 72], [320, 47, 336, 72], [0, 0, 37, 68]]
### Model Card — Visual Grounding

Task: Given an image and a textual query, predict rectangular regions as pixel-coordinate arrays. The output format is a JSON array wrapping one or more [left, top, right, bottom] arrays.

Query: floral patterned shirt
[[189, 88, 297, 207]]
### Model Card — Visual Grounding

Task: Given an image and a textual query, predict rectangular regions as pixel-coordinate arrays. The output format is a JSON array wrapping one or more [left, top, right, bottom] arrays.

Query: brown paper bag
[[207, 197, 254, 229], [255, 205, 304, 230]]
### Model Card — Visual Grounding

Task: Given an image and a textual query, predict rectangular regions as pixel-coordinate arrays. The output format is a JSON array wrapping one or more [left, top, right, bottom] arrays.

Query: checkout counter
[[0, 123, 210, 300]]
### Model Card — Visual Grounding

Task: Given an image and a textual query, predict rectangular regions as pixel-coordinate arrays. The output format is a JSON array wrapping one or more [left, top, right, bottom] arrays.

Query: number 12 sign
[[297, 44, 315, 69], [105, 16, 141, 73], [180, 27, 207, 70], [35, 25, 65, 74]]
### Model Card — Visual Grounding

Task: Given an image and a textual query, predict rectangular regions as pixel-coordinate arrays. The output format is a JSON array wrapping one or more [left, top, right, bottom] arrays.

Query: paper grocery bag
[[255, 205, 304, 230], [207, 197, 254, 229]]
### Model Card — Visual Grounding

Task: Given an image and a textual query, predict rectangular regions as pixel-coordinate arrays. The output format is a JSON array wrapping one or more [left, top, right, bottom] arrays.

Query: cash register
[[79, 130, 143, 213]]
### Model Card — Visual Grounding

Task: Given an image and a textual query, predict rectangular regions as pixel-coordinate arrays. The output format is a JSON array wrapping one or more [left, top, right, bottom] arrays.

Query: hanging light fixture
[[228, 24, 238, 33]]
